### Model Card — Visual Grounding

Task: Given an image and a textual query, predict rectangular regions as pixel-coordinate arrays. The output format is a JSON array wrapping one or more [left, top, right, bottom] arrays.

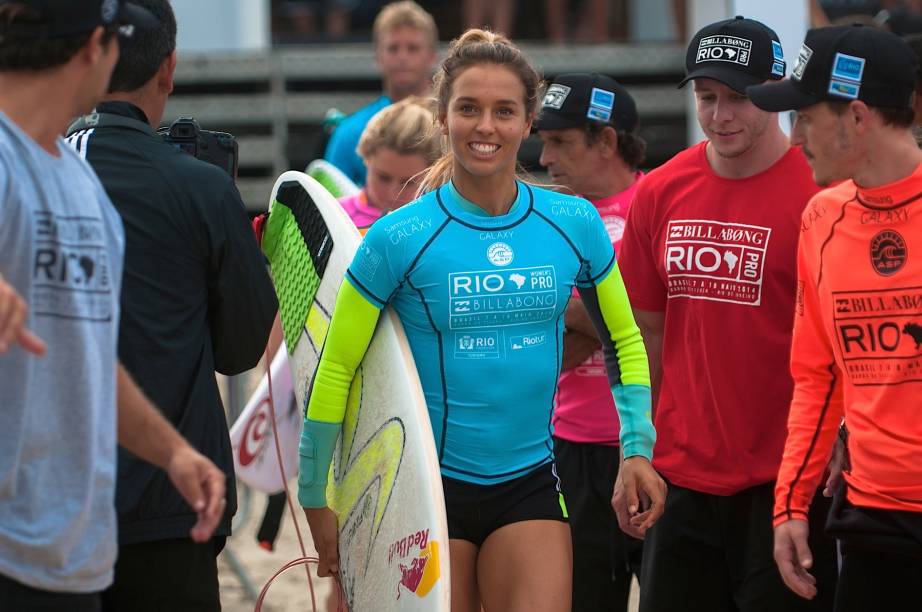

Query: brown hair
[[826, 99, 915, 129], [0, 3, 117, 72], [418, 28, 544, 193], [373, 1, 438, 49], [357, 96, 442, 164], [584, 124, 646, 170]]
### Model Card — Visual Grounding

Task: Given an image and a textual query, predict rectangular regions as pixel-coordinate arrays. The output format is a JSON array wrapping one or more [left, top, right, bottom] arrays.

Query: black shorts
[[554, 437, 642, 612], [0, 572, 100, 612], [442, 463, 568, 547], [640, 480, 838, 612], [825, 484, 922, 558], [100, 537, 224, 612]]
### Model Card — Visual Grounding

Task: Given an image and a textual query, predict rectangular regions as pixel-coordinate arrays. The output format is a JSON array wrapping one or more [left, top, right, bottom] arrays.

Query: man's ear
[[159, 50, 178, 95], [82, 26, 111, 66], [600, 125, 619, 159], [849, 100, 875, 135]]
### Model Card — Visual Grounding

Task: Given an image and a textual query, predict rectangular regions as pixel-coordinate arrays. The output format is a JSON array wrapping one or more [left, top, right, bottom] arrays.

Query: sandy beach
[[218, 481, 341, 612]]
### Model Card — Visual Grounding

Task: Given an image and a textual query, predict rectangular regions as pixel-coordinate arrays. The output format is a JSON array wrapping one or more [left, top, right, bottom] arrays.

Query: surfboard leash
[[253, 346, 347, 612]]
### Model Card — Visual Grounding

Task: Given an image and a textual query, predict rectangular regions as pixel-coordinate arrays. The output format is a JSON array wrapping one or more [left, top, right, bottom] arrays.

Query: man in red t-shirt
[[749, 25, 922, 611], [617, 17, 837, 612], [535, 73, 646, 612]]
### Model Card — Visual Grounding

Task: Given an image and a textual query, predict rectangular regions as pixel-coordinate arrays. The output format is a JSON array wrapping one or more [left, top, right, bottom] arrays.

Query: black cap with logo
[[0, 0, 157, 38], [747, 24, 918, 111], [679, 16, 786, 93], [533, 73, 639, 133]]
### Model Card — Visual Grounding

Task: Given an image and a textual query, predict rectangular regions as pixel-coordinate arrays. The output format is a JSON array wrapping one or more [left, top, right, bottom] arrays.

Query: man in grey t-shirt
[[0, 2, 227, 609]]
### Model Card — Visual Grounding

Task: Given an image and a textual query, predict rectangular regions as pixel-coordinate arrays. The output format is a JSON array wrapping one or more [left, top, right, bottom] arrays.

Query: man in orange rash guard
[[749, 24, 922, 612]]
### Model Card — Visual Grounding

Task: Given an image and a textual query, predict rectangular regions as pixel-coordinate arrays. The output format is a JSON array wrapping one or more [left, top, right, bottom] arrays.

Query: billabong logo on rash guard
[[448, 266, 558, 329], [833, 286, 922, 385]]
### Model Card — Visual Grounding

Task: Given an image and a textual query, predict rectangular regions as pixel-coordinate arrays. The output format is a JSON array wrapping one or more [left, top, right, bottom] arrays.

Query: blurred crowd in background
[[270, 0, 922, 45]]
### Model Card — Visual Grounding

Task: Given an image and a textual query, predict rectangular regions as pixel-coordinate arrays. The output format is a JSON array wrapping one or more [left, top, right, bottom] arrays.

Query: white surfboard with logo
[[230, 343, 301, 493], [261, 171, 450, 611]]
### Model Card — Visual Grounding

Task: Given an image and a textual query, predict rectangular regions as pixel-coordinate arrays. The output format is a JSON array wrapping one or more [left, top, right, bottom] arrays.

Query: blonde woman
[[340, 96, 441, 231]]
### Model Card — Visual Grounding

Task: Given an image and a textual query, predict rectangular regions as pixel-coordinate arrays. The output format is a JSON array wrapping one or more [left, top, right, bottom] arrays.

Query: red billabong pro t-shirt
[[554, 172, 643, 445], [619, 142, 820, 495]]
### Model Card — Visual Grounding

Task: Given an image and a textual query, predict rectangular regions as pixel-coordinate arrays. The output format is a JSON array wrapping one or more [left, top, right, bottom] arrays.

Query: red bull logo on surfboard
[[389, 528, 441, 599]]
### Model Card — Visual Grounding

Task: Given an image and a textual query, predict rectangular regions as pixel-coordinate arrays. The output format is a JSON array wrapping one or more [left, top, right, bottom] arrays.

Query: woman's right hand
[[304, 506, 340, 577]]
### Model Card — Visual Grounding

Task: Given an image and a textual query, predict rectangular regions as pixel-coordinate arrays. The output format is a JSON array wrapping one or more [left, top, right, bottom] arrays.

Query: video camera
[[158, 116, 239, 180]]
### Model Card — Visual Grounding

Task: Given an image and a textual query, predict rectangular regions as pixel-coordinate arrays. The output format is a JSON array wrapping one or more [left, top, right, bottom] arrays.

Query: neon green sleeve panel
[[580, 261, 656, 460], [298, 277, 380, 507], [305, 277, 380, 423], [596, 264, 651, 388]]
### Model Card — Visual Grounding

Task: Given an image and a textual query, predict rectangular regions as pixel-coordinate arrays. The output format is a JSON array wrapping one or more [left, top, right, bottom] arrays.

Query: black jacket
[[70, 101, 278, 545]]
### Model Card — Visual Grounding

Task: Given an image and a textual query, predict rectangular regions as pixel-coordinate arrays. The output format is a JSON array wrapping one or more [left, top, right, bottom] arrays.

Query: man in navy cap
[[0, 2, 226, 609], [535, 72, 647, 612], [616, 16, 838, 612], [749, 24, 922, 611]]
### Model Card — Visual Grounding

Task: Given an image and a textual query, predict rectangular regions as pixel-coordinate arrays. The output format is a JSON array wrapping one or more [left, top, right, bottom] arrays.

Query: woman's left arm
[[577, 262, 666, 536], [576, 263, 654, 459]]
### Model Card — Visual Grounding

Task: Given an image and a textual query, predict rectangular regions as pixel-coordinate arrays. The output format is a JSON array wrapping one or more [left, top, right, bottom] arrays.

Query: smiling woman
[[418, 29, 542, 214], [298, 27, 665, 612]]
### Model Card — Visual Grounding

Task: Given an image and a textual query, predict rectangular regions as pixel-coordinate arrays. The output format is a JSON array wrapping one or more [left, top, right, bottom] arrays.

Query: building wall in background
[[173, 0, 270, 52]]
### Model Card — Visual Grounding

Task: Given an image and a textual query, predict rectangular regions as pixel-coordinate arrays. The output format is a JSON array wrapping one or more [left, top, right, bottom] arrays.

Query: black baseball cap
[[0, 0, 157, 38], [533, 73, 639, 133], [747, 25, 917, 111], [679, 16, 786, 93]]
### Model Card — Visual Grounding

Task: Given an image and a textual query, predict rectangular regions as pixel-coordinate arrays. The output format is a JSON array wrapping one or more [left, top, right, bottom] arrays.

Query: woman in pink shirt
[[339, 96, 442, 231]]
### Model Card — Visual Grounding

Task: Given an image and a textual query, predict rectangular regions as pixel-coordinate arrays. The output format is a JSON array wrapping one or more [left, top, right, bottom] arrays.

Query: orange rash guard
[[775, 163, 922, 526]]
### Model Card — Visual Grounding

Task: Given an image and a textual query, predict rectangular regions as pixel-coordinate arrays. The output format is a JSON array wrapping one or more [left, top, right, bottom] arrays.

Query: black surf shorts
[[442, 462, 568, 547]]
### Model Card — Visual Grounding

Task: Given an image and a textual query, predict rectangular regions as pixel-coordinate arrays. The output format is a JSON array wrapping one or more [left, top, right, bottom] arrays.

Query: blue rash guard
[[299, 180, 654, 505], [322, 95, 391, 186]]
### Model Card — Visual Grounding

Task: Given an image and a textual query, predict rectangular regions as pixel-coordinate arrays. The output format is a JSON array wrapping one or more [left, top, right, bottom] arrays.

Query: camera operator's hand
[[0, 275, 46, 355]]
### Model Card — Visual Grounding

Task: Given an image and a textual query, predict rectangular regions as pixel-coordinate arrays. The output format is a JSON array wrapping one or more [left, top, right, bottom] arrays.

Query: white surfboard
[[262, 171, 450, 611], [230, 342, 301, 494], [232, 160, 359, 491], [307, 159, 360, 199]]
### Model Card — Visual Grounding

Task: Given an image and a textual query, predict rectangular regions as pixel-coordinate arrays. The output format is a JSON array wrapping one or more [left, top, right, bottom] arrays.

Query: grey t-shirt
[[0, 112, 124, 592]]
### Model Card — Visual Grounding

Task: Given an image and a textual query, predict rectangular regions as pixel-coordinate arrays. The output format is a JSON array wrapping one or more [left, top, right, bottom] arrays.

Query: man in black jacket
[[65, 1, 278, 609]]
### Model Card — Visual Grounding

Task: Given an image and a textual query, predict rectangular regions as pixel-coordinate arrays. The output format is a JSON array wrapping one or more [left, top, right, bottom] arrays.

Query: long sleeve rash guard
[[775, 165, 922, 525], [298, 181, 655, 507]]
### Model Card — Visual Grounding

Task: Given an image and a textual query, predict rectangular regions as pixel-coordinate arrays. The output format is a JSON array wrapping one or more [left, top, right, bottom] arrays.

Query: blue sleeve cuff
[[613, 383, 656, 461], [297, 419, 341, 508]]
